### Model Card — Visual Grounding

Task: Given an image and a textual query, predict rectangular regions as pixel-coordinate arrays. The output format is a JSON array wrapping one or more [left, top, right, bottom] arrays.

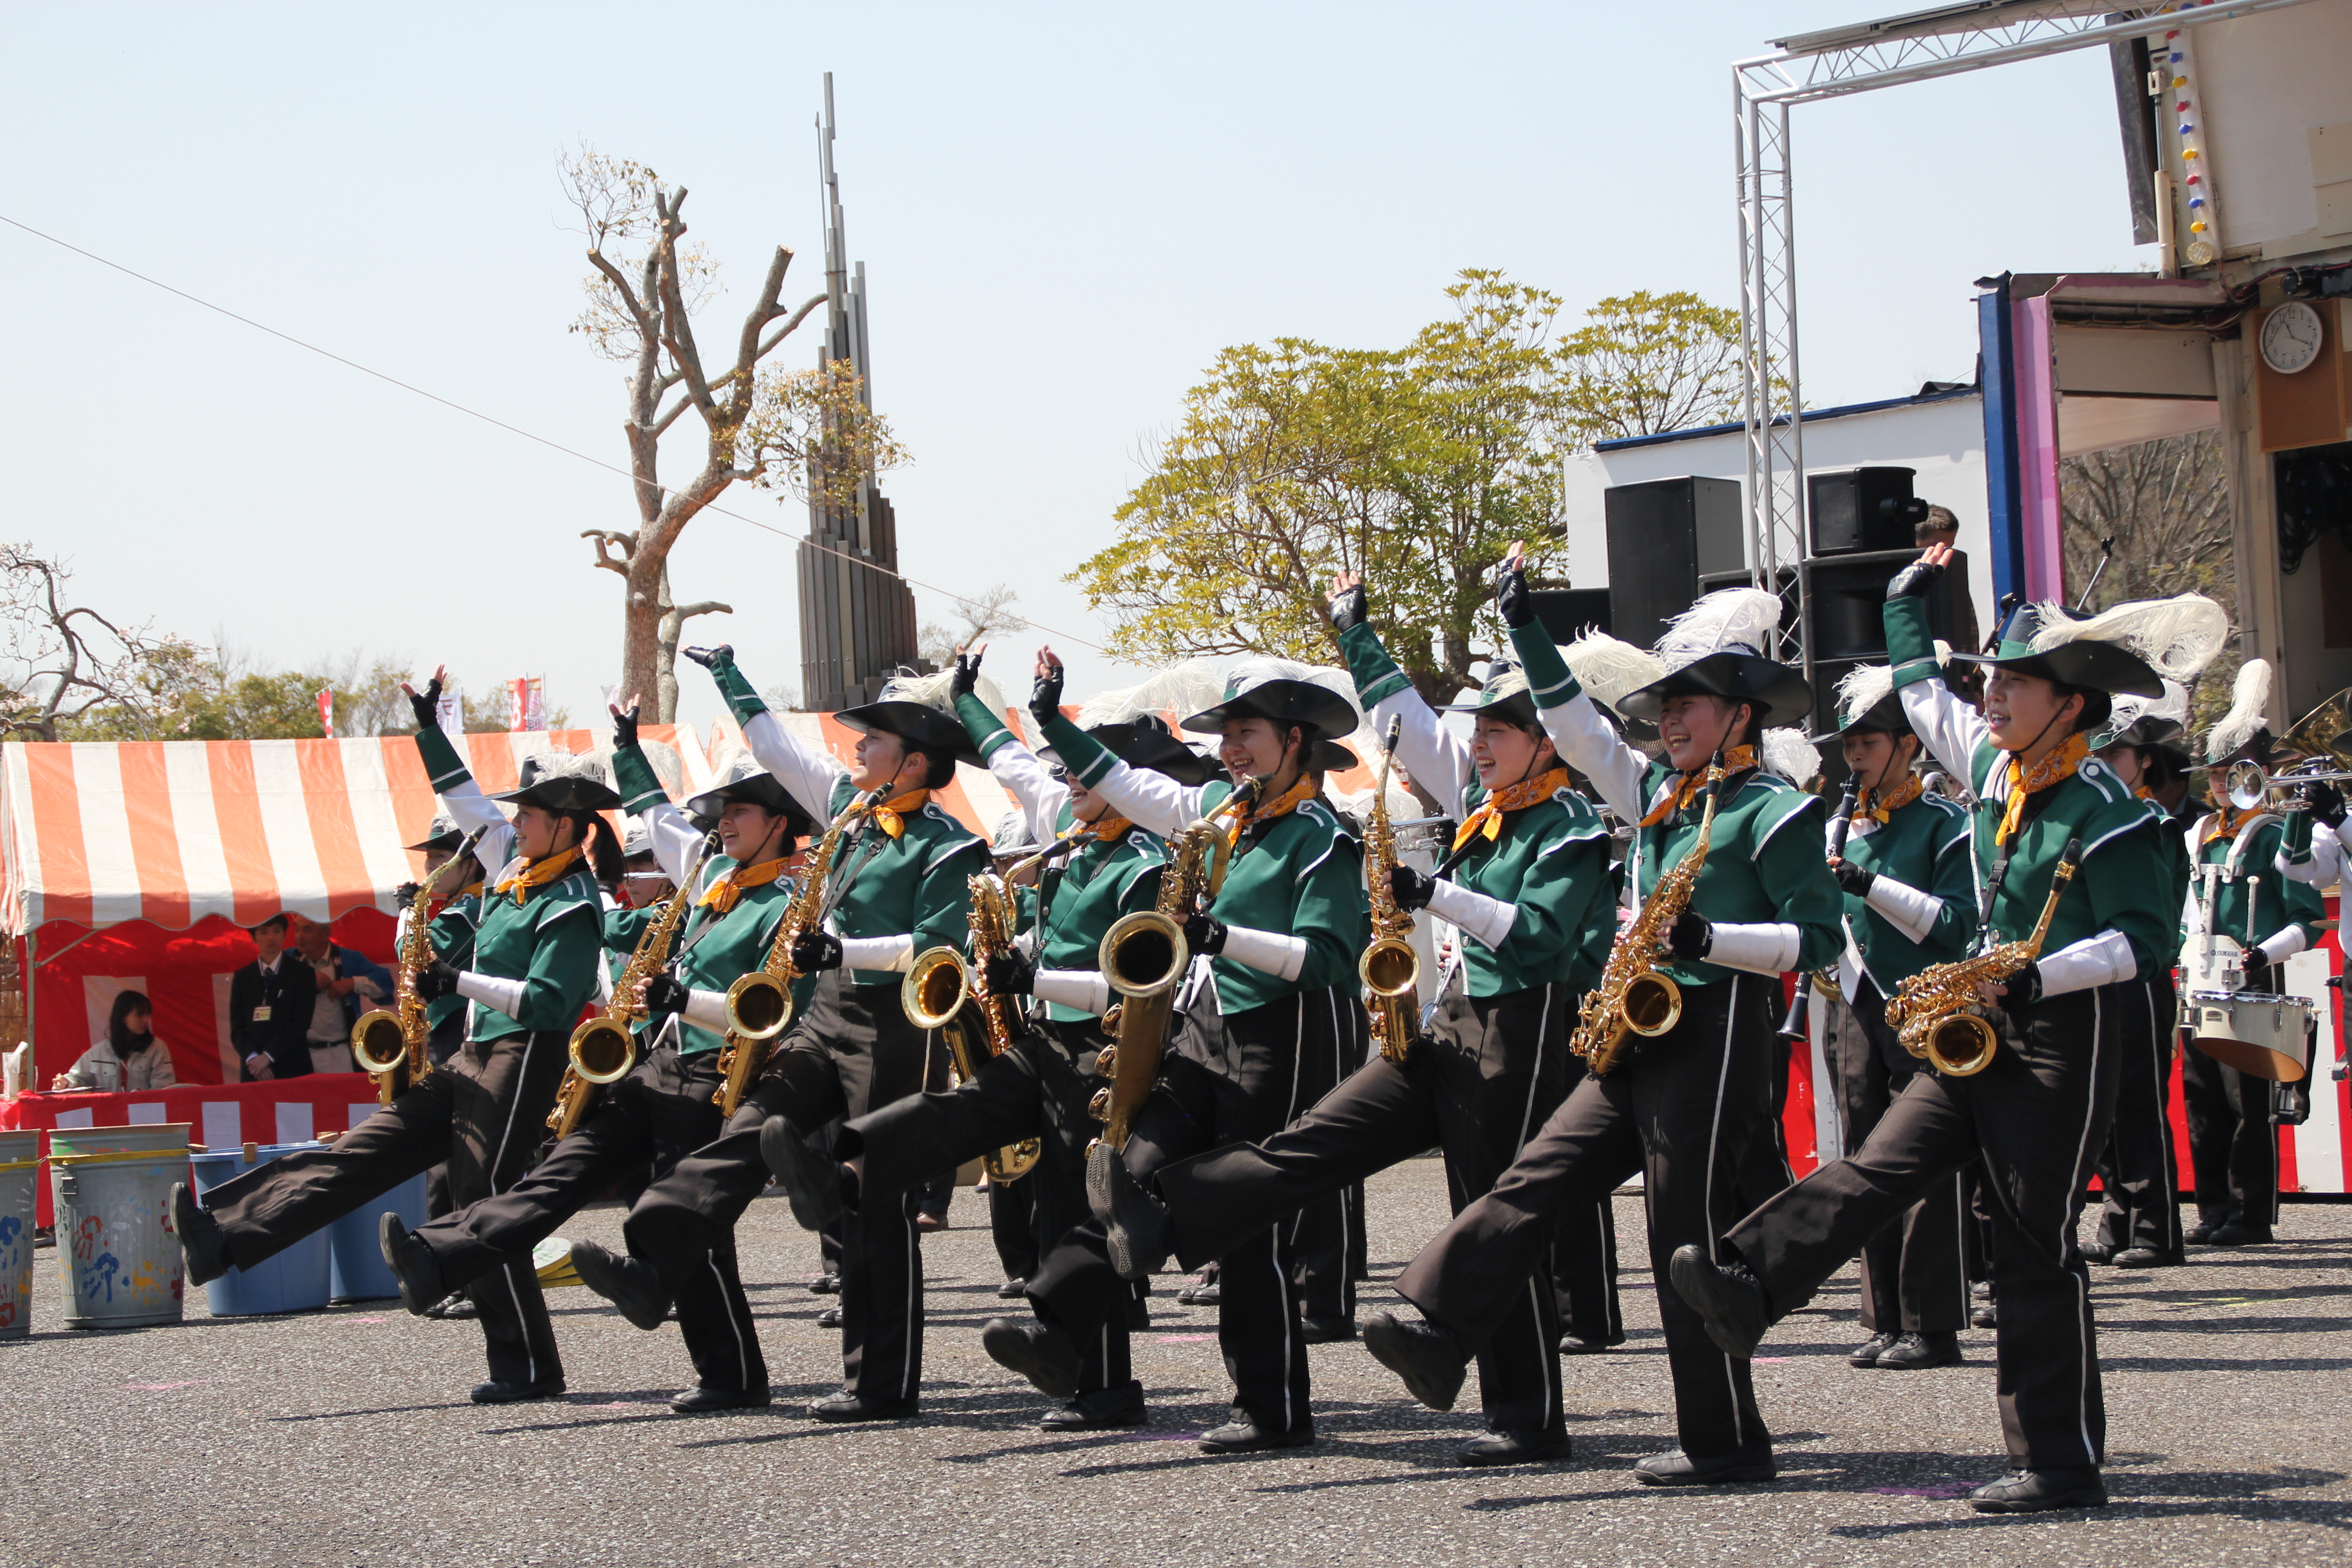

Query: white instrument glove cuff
[[454, 972, 526, 1018], [2258, 926, 2311, 966], [1703, 921, 1801, 975], [1216, 924, 1308, 982], [1423, 878, 1518, 950], [1033, 969, 1112, 1016], [838, 934, 915, 974], [1861, 876, 1943, 945], [683, 987, 732, 1031], [2035, 929, 2137, 997]]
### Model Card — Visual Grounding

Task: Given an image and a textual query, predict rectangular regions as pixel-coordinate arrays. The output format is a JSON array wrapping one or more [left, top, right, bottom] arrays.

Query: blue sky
[[0, 2, 2151, 734]]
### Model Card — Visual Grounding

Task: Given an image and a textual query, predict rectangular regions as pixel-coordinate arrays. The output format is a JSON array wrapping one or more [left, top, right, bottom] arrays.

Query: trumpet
[[2222, 760, 2352, 813], [353, 827, 490, 1104]]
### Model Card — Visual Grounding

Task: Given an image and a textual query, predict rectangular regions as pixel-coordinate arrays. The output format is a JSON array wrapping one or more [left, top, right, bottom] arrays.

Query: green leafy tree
[[1557, 290, 1746, 443]]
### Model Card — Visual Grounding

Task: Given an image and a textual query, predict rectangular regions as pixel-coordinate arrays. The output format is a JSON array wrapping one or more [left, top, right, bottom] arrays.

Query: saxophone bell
[[723, 972, 793, 1040], [901, 946, 972, 1030], [1101, 910, 1187, 997], [1359, 935, 1419, 1000], [565, 1015, 640, 1085], [1924, 1012, 1998, 1076], [349, 1009, 412, 1077]]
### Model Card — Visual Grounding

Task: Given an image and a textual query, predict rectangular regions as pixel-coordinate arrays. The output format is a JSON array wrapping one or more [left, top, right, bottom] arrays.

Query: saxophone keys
[[1087, 1087, 1112, 1123], [1095, 1045, 1118, 1077]]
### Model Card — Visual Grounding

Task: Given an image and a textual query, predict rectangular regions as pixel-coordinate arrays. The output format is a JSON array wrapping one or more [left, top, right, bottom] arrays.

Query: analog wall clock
[[2260, 300, 2325, 375]]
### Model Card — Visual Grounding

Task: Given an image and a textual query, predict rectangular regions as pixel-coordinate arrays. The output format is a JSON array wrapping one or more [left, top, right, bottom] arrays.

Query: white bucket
[[0, 1129, 37, 1338], [49, 1123, 190, 1330]]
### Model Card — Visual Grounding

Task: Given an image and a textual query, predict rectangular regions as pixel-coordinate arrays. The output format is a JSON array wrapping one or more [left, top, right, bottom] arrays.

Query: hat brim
[[1308, 738, 1357, 773], [1437, 691, 1539, 724], [491, 778, 624, 812], [1618, 652, 1812, 727], [1087, 722, 1219, 787], [1180, 678, 1358, 741], [1807, 694, 1912, 745], [834, 700, 985, 769], [1944, 643, 2162, 697], [406, 829, 465, 853], [684, 774, 814, 837]]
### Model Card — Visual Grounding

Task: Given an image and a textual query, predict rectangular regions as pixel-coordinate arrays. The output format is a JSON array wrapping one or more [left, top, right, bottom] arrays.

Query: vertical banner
[[2011, 294, 2066, 604], [315, 688, 334, 740], [434, 682, 464, 740], [507, 677, 544, 733]]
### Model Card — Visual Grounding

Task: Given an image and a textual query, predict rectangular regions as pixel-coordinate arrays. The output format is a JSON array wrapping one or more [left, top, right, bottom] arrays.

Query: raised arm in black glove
[[1885, 557, 1945, 601], [791, 931, 844, 973], [611, 701, 639, 751], [983, 950, 1035, 996], [1182, 911, 1229, 956], [1031, 657, 1066, 732], [951, 647, 982, 700], [681, 644, 734, 671], [1495, 557, 1534, 630], [1329, 579, 1369, 633], [640, 973, 689, 1019], [414, 960, 462, 1001], [1389, 864, 1436, 912], [407, 674, 443, 733]]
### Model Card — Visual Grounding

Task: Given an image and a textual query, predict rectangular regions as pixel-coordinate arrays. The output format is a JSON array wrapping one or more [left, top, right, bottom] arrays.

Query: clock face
[[2262, 300, 2325, 375]]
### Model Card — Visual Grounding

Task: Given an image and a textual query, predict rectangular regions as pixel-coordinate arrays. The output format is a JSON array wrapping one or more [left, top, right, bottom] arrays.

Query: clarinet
[[1778, 777, 1862, 1043]]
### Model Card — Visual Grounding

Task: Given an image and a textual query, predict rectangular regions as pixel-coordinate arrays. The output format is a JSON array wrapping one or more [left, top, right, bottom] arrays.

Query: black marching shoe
[[1177, 1272, 1219, 1306], [1874, 1330, 1963, 1371], [2077, 1241, 2117, 1265], [758, 1115, 846, 1232], [470, 1378, 565, 1405], [1558, 1331, 1626, 1355], [379, 1213, 445, 1317], [1199, 1410, 1315, 1454], [997, 1277, 1028, 1299], [1040, 1381, 1147, 1431], [2210, 1220, 2273, 1247], [980, 1316, 1083, 1400], [1361, 1310, 1469, 1412], [2112, 1246, 2182, 1269], [1633, 1443, 1777, 1486], [817, 1303, 843, 1329], [1298, 1313, 1357, 1344], [171, 1183, 233, 1287], [670, 1383, 771, 1414], [1847, 1331, 1897, 1368], [1088, 1142, 1174, 1280], [1969, 1466, 2107, 1513], [808, 1271, 840, 1295], [1458, 1429, 1573, 1467], [810, 1389, 919, 1422], [425, 1293, 478, 1321], [1667, 1245, 1769, 1359], [568, 1239, 672, 1331], [2184, 1215, 2221, 1245]]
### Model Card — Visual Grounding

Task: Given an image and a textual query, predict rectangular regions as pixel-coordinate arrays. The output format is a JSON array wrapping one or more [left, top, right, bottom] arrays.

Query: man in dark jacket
[[230, 914, 317, 1080]]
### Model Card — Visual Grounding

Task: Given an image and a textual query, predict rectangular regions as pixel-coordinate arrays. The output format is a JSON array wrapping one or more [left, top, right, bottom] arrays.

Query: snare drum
[[2187, 936, 2313, 1082]]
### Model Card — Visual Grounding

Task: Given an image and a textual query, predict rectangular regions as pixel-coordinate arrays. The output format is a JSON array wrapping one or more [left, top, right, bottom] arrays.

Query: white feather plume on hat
[[1076, 655, 1376, 774], [514, 749, 615, 790], [2205, 659, 2271, 763], [1562, 631, 1668, 715], [1761, 727, 1821, 785], [1833, 664, 1896, 724], [1656, 588, 1783, 670], [2028, 592, 2229, 684], [879, 666, 1012, 731], [2097, 678, 2191, 746]]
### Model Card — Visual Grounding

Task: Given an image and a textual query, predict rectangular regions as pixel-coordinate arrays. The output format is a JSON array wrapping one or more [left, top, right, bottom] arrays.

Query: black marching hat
[[1054, 714, 1220, 788], [406, 812, 466, 853], [685, 755, 816, 840], [1942, 602, 2163, 697], [1181, 669, 1359, 742], [1808, 664, 1912, 745], [493, 753, 623, 813], [835, 695, 986, 770], [1438, 661, 1538, 726], [1616, 588, 1813, 727]]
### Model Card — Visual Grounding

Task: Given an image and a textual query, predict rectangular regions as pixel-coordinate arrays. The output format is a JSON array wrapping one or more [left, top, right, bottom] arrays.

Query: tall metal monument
[[797, 74, 919, 711]]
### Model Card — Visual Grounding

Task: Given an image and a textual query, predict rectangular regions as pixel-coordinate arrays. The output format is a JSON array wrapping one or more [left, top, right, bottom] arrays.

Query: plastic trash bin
[[186, 1142, 332, 1317], [0, 1129, 39, 1337], [49, 1123, 190, 1329], [327, 1171, 429, 1302]]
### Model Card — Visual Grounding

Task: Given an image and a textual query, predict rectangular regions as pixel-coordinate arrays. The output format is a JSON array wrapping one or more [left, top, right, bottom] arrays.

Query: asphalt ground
[[3, 1161, 2347, 1568]]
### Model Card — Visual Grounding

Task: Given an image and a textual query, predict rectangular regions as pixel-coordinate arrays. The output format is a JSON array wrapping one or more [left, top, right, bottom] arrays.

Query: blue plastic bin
[[327, 1171, 429, 1302], [187, 1143, 333, 1316]]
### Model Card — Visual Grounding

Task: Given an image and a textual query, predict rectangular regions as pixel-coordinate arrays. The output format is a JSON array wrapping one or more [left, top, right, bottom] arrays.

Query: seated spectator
[[232, 914, 316, 1081], [290, 914, 392, 1074], [53, 990, 177, 1092]]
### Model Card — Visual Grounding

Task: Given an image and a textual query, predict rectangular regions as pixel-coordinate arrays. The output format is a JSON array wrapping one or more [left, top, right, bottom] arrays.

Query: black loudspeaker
[[1809, 466, 1929, 556], [1603, 477, 1744, 650], [1528, 587, 1612, 643], [1801, 550, 1955, 662]]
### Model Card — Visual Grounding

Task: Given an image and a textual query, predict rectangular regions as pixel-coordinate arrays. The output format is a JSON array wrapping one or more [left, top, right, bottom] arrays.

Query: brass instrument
[[353, 827, 489, 1105], [713, 791, 871, 1117], [1572, 753, 1725, 1077], [903, 872, 1044, 1181], [1358, 716, 1420, 1064], [1885, 835, 2082, 1077], [1089, 780, 1259, 1149], [548, 830, 716, 1139]]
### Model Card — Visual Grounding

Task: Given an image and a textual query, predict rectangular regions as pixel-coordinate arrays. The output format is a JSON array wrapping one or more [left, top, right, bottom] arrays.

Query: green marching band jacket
[[706, 671, 986, 989], [610, 741, 803, 1057], [1336, 621, 1616, 998], [2183, 808, 2328, 970], [1885, 595, 2175, 993], [1036, 710, 1370, 1017], [955, 693, 1167, 1025], [1506, 622, 1844, 990], [420, 889, 483, 1036], [1834, 788, 1977, 1000], [411, 724, 603, 1044]]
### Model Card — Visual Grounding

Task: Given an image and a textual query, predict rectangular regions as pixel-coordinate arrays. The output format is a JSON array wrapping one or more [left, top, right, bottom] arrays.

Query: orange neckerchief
[[1452, 766, 1572, 852], [1855, 773, 1925, 827], [2134, 784, 2156, 802], [2201, 801, 2262, 847], [1638, 746, 1757, 828], [1087, 813, 1133, 843], [428, 880, 485, 917], [1994, 733, 2089, 846], [697, 856, 793, 914], [492, 845, 583, 906], [1225, 775, 1318, 848], [849, 788, 931, 840]]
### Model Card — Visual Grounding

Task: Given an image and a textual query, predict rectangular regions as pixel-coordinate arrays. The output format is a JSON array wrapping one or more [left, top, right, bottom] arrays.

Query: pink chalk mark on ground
[[1866, 1484, 1971, 1499], [1156, 1333, 1215, 1343], [125, 1380, 211, 1391]]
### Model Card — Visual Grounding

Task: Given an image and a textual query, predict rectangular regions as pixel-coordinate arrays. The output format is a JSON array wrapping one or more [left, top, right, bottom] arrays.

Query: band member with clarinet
[[762, 647, 1203, 1430], [1807, 665, 1976, 1370], [570, 647, 987, 1423], [1357, 564, 1842, 1487], [1081, 572, 1620, 1466], [1671, 553, 2218, 1513], [974, 649, 1368, 1454], [381, 706, 812, 1412], [173, 684, 619, 1403]]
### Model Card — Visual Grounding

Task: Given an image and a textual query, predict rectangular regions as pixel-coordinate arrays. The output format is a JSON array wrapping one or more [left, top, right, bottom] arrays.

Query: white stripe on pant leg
[[484, 1031, 547, 1388], [901, 1189, 920, 1397], [2145, 983, 2183, 1254], [1519, 986, 1559, 1427], [2063, 990, 2107, 1466], [710, 1249, 752, 1390], [1702, 975, 1745, 1447]]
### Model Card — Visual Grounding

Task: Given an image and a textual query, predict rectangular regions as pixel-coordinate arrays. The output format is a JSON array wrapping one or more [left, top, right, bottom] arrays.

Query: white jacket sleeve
[[439, 777, 514, 879], [1424, 877, 1517, 950], [455, 972, 527, 1018], [1033, 969, 1112, 1016], [683, 987, 732, 1031], [1216, 924, 1308, 983], [1862, 876, 1945, 946], [1075, 752, 1213, 839], [836, 933, 914, 973], [984, 732, 1073, 847], [1367, 686, 1475, 812], [1704, 922, 1802, 975], [2035, 929, 2138, 997], [741, 710, 851, 825], [1531, 691, 1652, 823], [1896, 679, 1993, 793]]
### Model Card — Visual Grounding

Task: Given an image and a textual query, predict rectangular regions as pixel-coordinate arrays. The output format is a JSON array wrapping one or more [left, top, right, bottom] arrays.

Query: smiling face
[[1983, 669, 2082, 755], [1470, 713, 1555, 791], [717, 799, 788, 864], [511, 803, 577, 862], [1656, 694, 1751, 774], [1220, 716, 1303, 786]]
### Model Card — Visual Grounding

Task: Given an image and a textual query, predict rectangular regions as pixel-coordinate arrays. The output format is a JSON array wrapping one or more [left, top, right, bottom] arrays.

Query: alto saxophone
[[353, 827, 489, 1106], [904, 872, 1044, 1181], [548, 830, 716, 1138], [1885, 835, 2082, 1077], [1358, 716, 1420, 1063], [1572, 752, 1726, 1077]]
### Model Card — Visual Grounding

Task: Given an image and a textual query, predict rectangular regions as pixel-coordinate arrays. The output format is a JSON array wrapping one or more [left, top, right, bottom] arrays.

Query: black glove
[[611, 701, 639, 751], [1831, 860, 1876, 898], [681, 644, 734, 671], [1665, 911, 1714, 960], [2000, 961, 2044, 1009], [638, 973, 688, 1019], [1329, 582, 1369, 633], [1885, 558, 1945, 601], [1182, 912, 1229, 956], [1495, 559, 1534, 630], [407, 674, 442, 733], [2302, 779, 2346, 827], [1389, 864, 1436, 912], [1031, 662, 1066, 730], [951, 647, 982, 700], [393, 882, 421, 906], [413, 961, 461, 1001], [984, 951, 1035, 996], [791, 931, 844, 973], [2239, 949, 2272, 993]]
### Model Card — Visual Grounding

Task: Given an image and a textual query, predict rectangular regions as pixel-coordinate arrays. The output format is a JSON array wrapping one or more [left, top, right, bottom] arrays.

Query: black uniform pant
[[1291, 991, 1370, 1324], [2092, 975, 2184, 1255], [1025, 987, 1359, 1434], [410, 1047, 762, 1393], [1824, 983, 1966, 1334], [1725, 986, 2121, 1470], [1733, 1029, 1797, 1215], [845, 1016, 1135, 1393], [990, 1171, 1039, 1282], [629, 975, 928, 1402], [1395, 974, 1775, 1459], [2180, 1039, 2279, 1230], [203, 1027, 571, 1386], [423, 1012, 468, 1219]]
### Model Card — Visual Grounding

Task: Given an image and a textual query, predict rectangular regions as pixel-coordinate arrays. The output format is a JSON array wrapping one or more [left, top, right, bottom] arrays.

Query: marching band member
[[2180, 661, 2324, 1249], [174, 707, 619, 1403], [400, 813, 494, 1071], [1673, 555, 2213, 1513], [979, 650, 1370, 1454], [1808, 666, 1975, 1369], [1083, 572, 1619, 1466], [382, 711, 811, 1413], [1360, 569, 1842, 1488], [569, 647, 988, 1423]]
